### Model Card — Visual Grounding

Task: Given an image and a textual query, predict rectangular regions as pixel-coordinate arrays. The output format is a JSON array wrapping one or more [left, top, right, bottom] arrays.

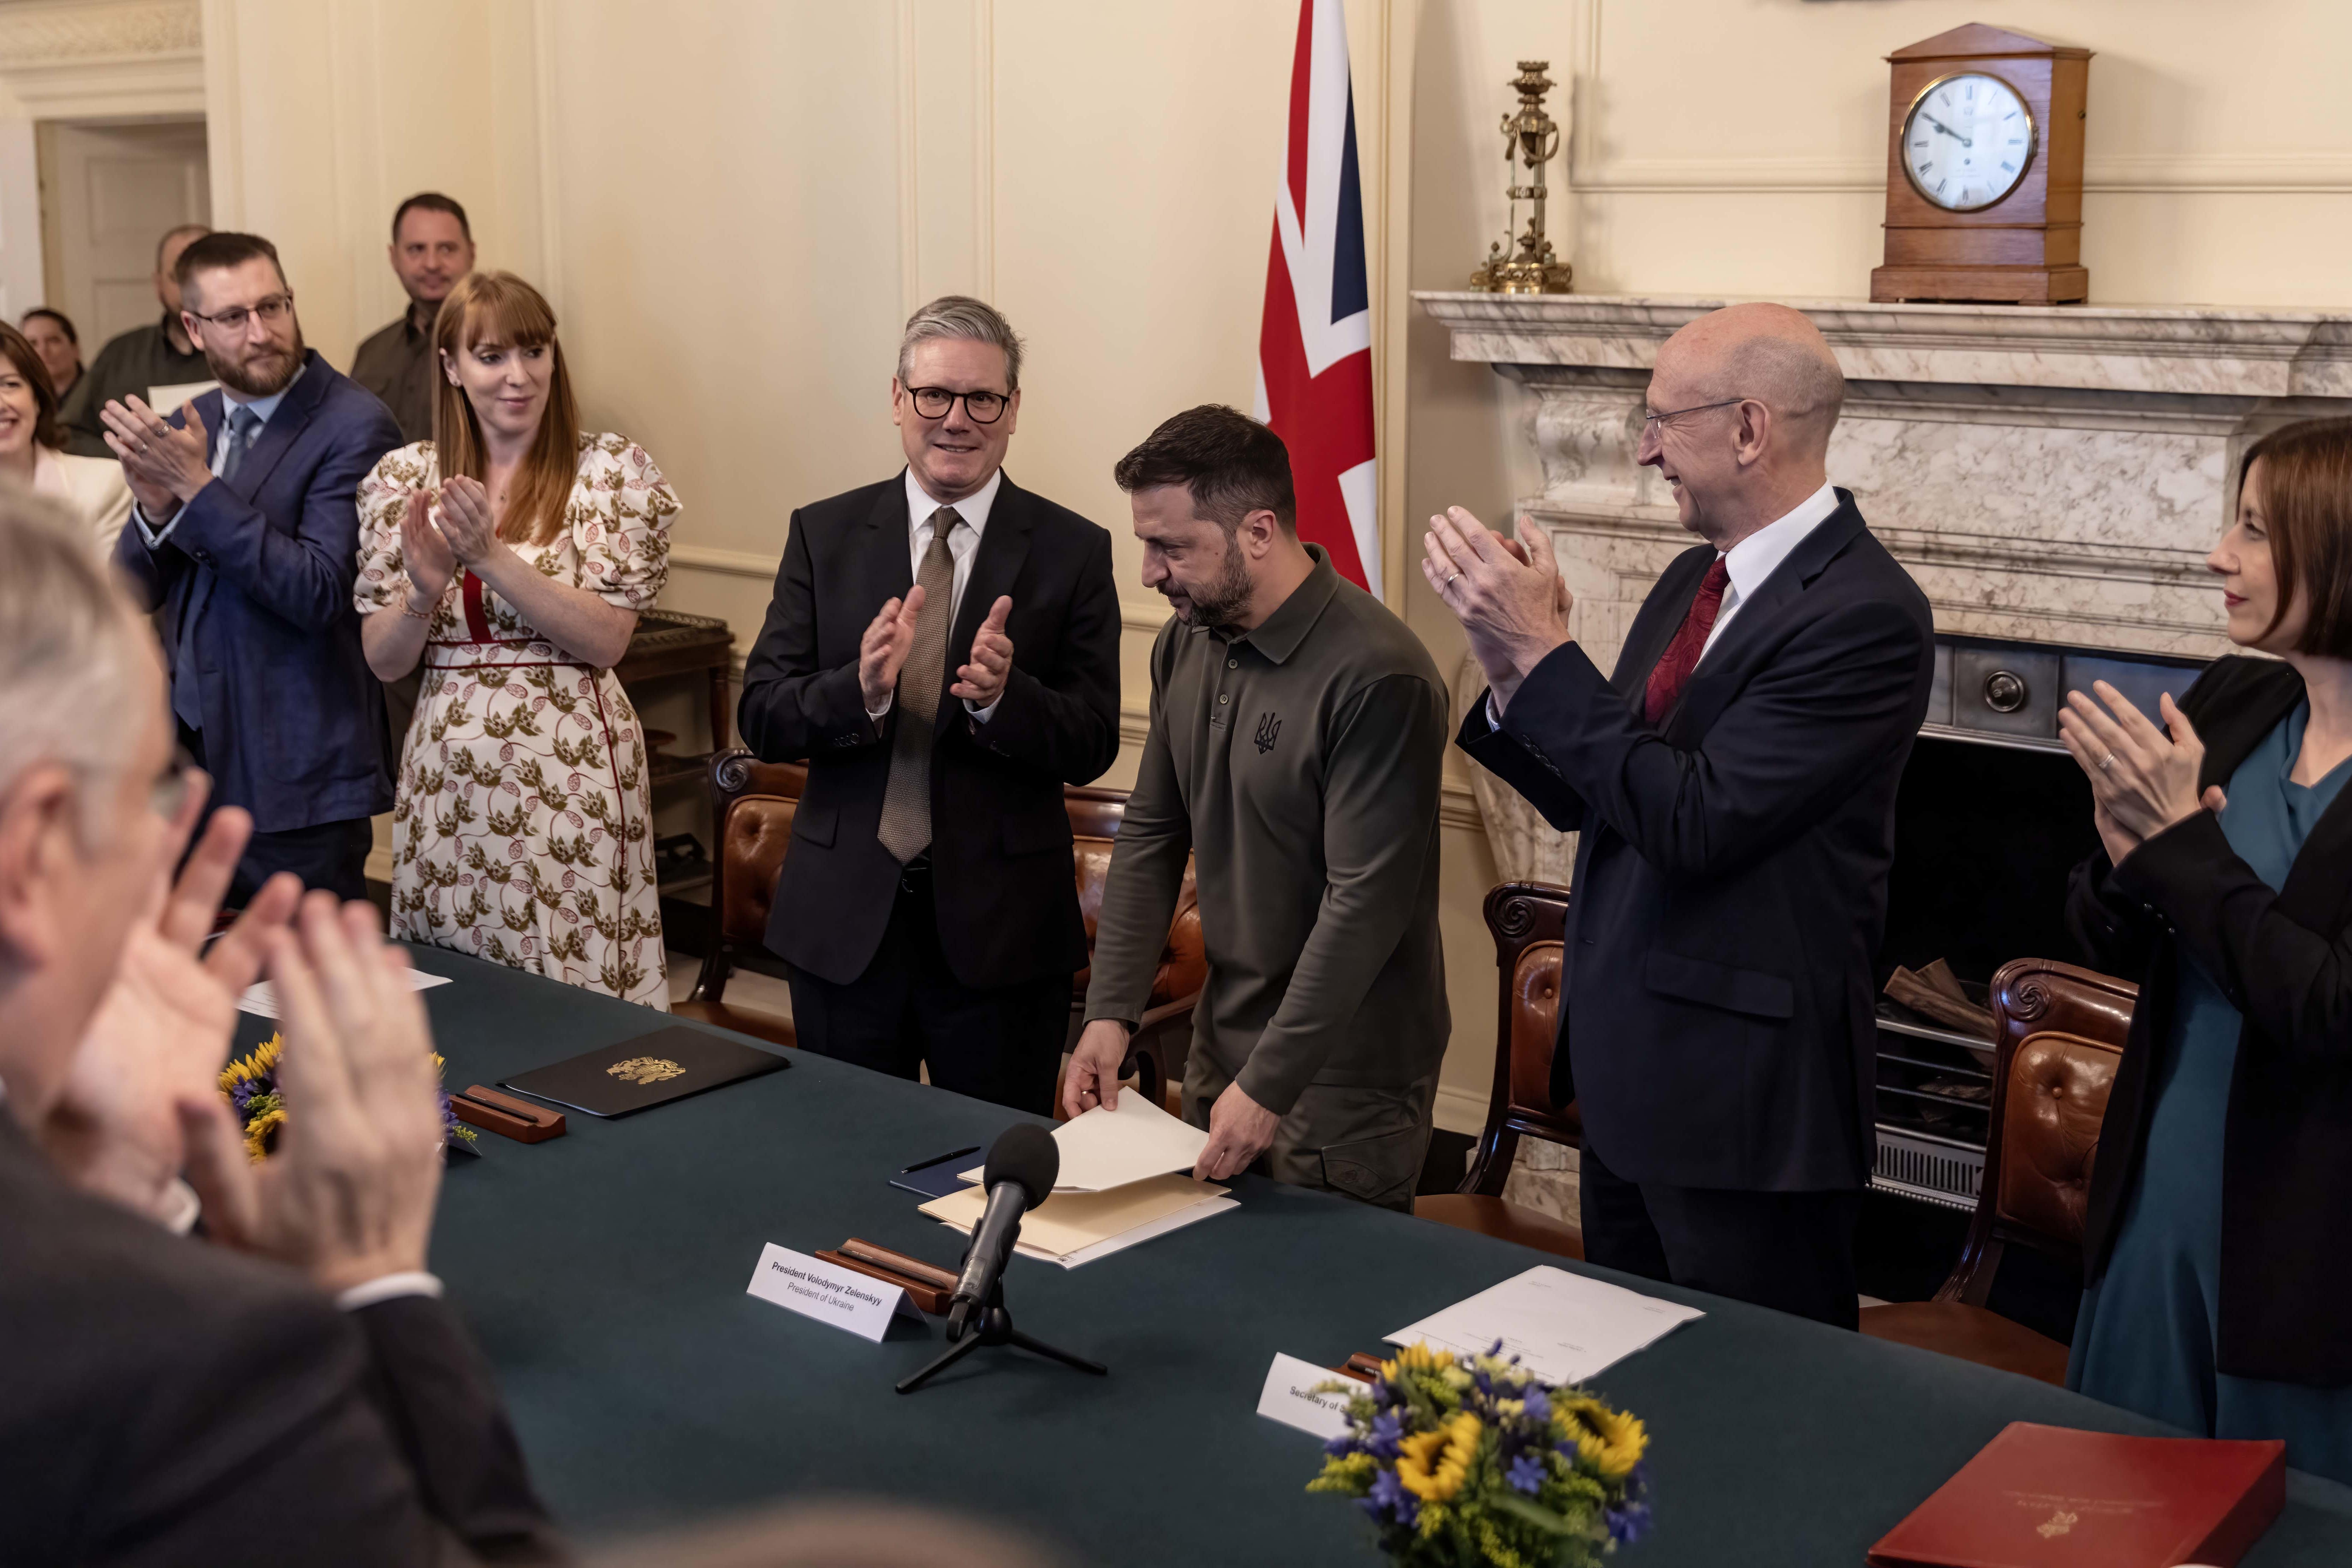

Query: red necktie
[[1642, 558, 1731, 725]]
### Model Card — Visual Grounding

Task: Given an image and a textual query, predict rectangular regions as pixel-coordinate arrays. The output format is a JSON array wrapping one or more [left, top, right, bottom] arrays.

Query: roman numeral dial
[[1900, 71, 2035, 212]]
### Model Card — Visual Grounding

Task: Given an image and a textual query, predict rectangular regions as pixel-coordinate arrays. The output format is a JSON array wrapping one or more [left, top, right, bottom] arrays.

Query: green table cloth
[[234, 949, 2352, 1565]]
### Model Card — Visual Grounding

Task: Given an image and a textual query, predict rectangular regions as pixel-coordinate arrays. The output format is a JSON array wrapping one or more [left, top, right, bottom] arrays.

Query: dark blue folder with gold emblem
[[500, 1025, 788, 1118]]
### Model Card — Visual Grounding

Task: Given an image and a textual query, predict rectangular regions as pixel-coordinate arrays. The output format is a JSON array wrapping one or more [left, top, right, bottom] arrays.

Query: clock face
[[1901, 71, 2036, 212]]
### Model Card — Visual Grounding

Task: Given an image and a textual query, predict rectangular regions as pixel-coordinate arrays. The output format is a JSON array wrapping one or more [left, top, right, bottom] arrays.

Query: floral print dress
[[355, 433, 680, 1008]]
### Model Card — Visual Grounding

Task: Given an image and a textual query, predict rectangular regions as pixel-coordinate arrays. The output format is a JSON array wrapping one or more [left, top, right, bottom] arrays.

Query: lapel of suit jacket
[[1613, 544, 1715, 701], [940, 471, 1035, 723], [220, 351, 329, 504], [1664, 495, 1869, 738], [862, 473, 915, 611], [2189, 661, 2352, 929], [2192, 663, 2304, 794]]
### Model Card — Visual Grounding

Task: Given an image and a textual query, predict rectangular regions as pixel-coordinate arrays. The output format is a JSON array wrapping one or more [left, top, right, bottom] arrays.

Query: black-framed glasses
[[188, 293, 294, 333], [1640, 397, 1744, 436], [907, 386, 1010, 424]]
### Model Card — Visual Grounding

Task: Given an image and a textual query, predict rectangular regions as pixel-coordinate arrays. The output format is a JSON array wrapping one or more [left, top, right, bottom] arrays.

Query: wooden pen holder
[[814, 1237, 962, 1316], [453, 1084, 566, 1143]]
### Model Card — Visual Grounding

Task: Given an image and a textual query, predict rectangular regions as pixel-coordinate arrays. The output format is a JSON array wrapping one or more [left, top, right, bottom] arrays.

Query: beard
[[1166, 543, 1255, 629], [209, 325, 306, 398]]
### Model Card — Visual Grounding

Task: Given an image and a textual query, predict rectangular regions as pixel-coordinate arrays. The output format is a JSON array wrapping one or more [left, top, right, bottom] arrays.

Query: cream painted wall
[[195, 0, 2352, 1134]]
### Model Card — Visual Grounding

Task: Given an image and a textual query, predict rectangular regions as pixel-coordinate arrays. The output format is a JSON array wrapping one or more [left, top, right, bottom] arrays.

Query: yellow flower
[[217, 1033, 283, 1098], [1557, 1394, 1646, 1479], [1396, 1410, 1482, 1502], [1382, 1341, 1455, 1381], [242, 1104, 286, 1164]]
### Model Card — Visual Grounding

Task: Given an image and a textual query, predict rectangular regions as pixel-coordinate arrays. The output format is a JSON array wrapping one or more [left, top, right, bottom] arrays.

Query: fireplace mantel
[[1414, 292, 2352, 666]]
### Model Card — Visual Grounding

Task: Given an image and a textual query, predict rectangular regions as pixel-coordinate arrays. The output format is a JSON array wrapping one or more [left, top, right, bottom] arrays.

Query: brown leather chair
[[1412, 881, 1586, 1260], [1858, 956, 2137, 1383], [675, 752, 1205, 1109]]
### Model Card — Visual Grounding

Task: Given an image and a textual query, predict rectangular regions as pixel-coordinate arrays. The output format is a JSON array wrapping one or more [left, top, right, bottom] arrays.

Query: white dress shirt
[[130, 365, 307, 548], [1697, 480, 1840, 661], [867, 465, 1006, 723]]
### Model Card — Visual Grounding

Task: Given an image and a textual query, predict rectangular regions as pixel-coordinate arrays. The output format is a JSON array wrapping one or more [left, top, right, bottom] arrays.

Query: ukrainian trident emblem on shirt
[[1254, 711, 1282, 754]]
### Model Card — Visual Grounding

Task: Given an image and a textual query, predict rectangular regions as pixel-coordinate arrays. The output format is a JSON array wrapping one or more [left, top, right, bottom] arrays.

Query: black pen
[[899, 1144, 981, 1174]]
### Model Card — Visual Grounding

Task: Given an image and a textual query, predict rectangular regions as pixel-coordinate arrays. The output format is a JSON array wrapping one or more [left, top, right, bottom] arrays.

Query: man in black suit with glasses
[[739, 297, 1121, 1114]]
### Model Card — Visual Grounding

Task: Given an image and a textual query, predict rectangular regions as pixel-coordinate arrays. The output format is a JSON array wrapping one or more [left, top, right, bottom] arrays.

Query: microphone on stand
[[946, 1124, 1058, 1341]]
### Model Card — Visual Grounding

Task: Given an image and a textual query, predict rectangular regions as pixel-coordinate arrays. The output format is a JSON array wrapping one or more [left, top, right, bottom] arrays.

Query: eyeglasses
[[1640, 397, 1745, 435], [151, 746, 197, 821], [906, 386, 1010, 424], [188, 293, 295, 333]]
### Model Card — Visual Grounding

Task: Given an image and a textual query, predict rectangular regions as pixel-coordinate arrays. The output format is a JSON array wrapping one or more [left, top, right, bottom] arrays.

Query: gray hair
[[0, 486, 144, 823], [897, 295, 1024, 392]]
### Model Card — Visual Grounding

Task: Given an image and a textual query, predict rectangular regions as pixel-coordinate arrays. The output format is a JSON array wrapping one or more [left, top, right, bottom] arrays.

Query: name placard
[[1255, 1351, 1359, 1440], [746, 1243, 923, 1343]]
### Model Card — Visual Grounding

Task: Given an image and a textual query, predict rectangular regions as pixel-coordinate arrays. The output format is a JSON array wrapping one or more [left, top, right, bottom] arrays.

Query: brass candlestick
[[1470, 60, 1573, 295]]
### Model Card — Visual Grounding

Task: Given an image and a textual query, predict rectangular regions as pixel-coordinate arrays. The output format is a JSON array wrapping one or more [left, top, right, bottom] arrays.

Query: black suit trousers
[[1579, 1141, 1860, 1330], [786, 863, 1070, 1115]]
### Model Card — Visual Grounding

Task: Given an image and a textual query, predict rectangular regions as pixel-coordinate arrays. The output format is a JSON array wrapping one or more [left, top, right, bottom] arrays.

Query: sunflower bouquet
[[1308, 1341, 1650, 1568], [218, 1033, 476, 1162]]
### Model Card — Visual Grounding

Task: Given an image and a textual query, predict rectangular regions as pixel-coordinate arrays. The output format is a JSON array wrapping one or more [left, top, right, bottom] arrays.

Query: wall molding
[[0, 0, 202, 118]]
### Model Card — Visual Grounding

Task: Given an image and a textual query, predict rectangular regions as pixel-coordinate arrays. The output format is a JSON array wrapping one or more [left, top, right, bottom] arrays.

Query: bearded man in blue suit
[[108, 232, 403, 902]]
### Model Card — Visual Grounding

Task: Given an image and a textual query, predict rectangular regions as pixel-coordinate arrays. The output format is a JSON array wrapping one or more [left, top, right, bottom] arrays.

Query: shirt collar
[[904, 465, 1003, 540], [1718, 481, 1839, 604], [1230, 544, 1340, 665], [220, 360, 308, 429]]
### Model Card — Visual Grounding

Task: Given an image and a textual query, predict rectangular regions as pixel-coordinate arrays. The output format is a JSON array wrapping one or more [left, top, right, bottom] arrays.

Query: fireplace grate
[[1872, 1128, 1984, 1212]]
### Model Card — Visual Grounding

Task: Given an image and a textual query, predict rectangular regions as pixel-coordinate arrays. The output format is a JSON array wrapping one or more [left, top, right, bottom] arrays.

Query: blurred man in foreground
[[0, 493, 559, 1562]]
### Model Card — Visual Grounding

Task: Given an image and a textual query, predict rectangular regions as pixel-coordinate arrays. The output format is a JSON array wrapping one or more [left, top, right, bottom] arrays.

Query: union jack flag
[[1255, 0, 1378, 596]]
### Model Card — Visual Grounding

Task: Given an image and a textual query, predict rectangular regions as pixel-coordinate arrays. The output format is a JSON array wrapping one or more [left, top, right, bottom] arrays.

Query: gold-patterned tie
[[876, 507, 961, 863]]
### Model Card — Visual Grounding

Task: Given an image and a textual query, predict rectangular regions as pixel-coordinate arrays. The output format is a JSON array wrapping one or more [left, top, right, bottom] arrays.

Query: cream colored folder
[[958, 1091, 1211, 1193], [920, 1172, 1229, 1260]]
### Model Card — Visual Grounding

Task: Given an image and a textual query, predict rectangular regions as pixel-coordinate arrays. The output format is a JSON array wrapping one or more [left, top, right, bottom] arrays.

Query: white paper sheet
[[1386, 1265, 1705, 1385], [237, 970, 451, 1018], [958, 1090, 1210, 1193]]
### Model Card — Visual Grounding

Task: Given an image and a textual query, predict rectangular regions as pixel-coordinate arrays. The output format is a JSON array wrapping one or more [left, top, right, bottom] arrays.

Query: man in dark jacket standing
[[738, 297, 1121, 1113], [1427, 303, 1932, 1326], [105, 231, 402, 903]]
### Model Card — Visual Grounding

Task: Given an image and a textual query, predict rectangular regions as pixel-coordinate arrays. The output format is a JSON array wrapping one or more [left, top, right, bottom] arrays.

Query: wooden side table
[[615, 607, 735, 954]]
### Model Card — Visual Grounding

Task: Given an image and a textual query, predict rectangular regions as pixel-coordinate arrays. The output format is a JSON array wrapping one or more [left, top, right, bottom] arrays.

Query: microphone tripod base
[[895, 1290, 1106, 1395]]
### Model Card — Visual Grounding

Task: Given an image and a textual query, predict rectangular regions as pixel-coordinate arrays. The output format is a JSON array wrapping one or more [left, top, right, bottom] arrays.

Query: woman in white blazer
[[0, 320, 131, 555]]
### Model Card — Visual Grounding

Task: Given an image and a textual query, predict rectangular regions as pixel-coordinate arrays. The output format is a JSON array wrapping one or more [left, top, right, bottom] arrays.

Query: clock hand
[[1924, 115, 1973, 149]]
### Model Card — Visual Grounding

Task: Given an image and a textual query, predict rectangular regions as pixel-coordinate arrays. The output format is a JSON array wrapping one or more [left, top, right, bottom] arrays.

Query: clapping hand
[[433, 476, 504, 565], [2058, 682, 2225, 865], [1423, 506, 1573, 714], [100, 395, 212, 519], [178, 893, 447, 1295], [398, 489, 457, 608], [44, 773, 301, 1220], [952, 595, 1014, 708], [859, 585, 926, 714]]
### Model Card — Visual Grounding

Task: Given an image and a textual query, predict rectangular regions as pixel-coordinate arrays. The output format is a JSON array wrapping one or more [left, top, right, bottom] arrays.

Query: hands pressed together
[[53, 773, 450, 1295], [396, 477, 508, 613], [1421, 505, 1575, 714], [2058, 681, 2223, 868], [98, 396, 214, 522]]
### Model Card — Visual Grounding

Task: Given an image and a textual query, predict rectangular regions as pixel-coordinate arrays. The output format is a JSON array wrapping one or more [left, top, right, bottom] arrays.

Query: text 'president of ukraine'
[[1427, 303, 1932, 1328]]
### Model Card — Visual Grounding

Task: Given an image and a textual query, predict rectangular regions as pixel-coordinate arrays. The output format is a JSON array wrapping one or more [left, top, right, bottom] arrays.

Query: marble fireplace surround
[[1415, 294, 2352, 1218], [1417, 292, 2352, 887]]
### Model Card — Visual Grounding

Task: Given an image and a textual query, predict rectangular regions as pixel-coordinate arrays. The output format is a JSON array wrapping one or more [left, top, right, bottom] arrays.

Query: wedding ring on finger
[[2098, 751, 2116, 772], [1445, 572, 1461, 586]]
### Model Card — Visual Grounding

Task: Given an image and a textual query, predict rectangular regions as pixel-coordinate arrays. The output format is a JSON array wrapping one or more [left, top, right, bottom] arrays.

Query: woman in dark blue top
[[2059, 416, 2352, 1484]]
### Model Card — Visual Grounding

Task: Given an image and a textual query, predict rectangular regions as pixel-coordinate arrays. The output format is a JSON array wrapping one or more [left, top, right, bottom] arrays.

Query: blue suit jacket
[[1460, 493, 1934, 1192], [113, 350, 404, 832]]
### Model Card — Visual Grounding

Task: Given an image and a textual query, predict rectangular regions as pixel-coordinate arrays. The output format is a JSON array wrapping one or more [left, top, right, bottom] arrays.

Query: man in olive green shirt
[[1065, 405, 1449, 1210], [58, 224, 213, 458]]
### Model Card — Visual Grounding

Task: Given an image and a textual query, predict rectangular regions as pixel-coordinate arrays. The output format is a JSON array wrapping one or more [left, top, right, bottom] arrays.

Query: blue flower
[[1323, 1432, 1357, 1458], [1365, 1410, 1405, 1460], [1606, 1463, 1652, 1543], [1521, 1386, 1550, 1424], [1507, 1452, 1547, 1495], [1366, 1468, 1419, 1527]]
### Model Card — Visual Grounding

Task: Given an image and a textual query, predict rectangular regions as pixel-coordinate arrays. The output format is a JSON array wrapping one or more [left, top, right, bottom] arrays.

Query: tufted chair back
[[1455, 882, 1583, 1195], [1935, 957, 2137, 1306], [1064, 786, 1206, 1015]]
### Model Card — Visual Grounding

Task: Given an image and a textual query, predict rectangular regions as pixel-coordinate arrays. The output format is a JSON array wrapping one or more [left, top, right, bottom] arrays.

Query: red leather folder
[[1869, 1423, 2285, 1568]]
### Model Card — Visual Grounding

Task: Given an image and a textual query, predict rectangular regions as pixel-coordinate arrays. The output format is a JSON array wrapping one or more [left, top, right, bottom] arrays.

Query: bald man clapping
[[1429, 302, 1934, 1330]]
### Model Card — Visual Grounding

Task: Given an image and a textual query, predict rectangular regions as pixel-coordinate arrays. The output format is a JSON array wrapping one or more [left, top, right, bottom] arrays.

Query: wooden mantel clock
[[1870, 23, 2091, 304]]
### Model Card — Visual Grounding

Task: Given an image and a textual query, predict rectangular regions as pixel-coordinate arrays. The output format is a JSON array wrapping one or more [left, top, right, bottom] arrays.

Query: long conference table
[[232, 948, 2352, 1565]]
